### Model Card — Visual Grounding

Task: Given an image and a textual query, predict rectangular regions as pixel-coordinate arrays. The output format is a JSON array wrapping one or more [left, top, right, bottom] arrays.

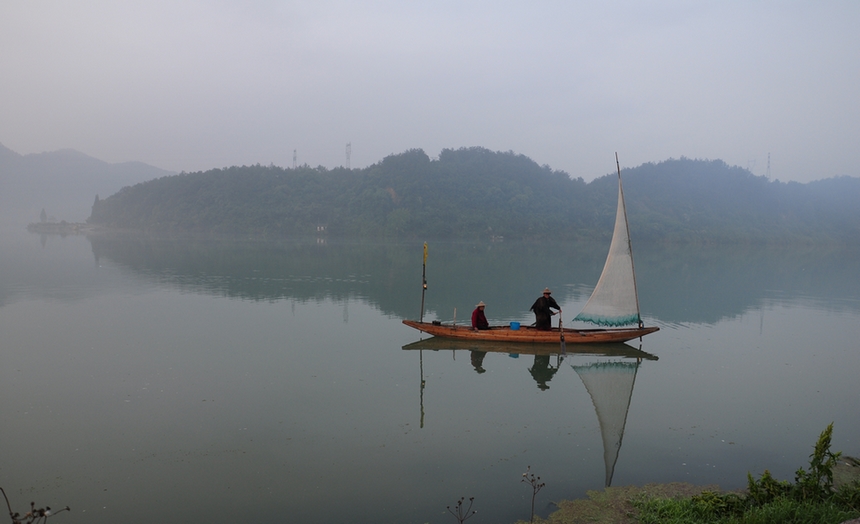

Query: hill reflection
[[55, 233, 859, 324]]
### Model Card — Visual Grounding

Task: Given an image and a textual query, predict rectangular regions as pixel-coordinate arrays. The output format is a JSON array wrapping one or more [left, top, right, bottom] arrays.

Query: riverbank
[[515, 456, 860, 524]]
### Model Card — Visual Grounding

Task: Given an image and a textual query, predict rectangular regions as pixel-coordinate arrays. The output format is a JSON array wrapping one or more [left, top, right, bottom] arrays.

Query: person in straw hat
[[471, 301, 490, 330], [530, 287, 561, 331]]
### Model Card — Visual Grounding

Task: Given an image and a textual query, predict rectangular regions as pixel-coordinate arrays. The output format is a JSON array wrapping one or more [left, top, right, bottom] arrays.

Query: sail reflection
[[402, 337, 656, 486], [573, 360, 640, 487]]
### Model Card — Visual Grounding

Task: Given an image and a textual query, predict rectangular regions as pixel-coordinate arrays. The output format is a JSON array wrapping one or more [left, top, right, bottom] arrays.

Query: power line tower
[[293, 149, 297, 169], [346, 142, 352, 169], [766, 152, 771, 179]]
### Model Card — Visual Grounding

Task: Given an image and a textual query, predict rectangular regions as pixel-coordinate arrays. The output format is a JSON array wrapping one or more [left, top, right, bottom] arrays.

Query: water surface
[[1, 228, 858, 523]]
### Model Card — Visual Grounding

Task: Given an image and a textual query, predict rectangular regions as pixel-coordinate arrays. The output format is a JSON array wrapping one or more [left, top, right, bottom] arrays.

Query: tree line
[[88, 147, 860, 243]]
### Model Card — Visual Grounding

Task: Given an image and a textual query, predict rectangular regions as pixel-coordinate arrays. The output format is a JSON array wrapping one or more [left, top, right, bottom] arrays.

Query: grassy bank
[[515, 424, 860, 524]]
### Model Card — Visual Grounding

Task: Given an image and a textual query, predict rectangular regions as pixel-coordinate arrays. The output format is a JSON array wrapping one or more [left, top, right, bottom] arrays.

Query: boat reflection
[[402, 337, 657, 486], [402, 337, 657, 361]]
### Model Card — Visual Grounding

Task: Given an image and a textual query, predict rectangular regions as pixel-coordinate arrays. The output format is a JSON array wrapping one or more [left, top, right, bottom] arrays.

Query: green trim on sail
[[572, 313, 641, 327]]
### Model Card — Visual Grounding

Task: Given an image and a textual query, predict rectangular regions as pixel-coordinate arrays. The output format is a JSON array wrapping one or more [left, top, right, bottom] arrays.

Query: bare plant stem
[[522, 466, 546, 523], [446, 496, 476, 523], [0, 487, 69, 524]]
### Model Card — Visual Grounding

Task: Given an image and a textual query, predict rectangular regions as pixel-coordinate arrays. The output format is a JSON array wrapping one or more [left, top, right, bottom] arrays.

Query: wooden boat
[[402, 153, 659, 345], [401, 319, 658, 344]]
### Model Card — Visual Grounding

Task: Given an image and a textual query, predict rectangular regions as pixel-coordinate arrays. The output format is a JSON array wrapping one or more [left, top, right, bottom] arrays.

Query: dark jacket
[[530, 295, 560, 330]]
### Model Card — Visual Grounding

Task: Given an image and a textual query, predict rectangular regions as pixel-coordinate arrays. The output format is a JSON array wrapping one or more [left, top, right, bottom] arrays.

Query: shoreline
[[519, 457, 860, 524], [26, 221, 98, 235]]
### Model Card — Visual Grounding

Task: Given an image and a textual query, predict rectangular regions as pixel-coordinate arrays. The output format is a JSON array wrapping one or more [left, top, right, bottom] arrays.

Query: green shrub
[[635, 423, 860, 524]]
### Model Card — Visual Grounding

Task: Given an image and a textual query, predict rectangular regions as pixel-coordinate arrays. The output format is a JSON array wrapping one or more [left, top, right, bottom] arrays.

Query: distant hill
[[600, 158, 860, 243], [87, 147, 860, 243], [0, 142, 175, 223]]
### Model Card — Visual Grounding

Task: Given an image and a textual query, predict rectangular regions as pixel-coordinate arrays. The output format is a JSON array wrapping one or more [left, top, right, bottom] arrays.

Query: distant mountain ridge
[[0, 142, 175, 223], [87, 147, 860, 243], [597, 158, 860, 243]]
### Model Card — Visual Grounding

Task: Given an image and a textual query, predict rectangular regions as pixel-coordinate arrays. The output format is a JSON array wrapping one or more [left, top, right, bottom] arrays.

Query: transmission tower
[[293, 149, 297, 169], [346, 142, 352, 169], [766, 152, 771, 179]]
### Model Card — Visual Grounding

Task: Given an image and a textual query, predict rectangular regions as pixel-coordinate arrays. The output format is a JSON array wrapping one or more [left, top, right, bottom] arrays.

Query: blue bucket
[[510, 321, 520, 330]]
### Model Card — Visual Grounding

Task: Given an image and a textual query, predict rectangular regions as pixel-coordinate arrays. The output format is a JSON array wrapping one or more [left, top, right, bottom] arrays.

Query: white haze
[[1, 1, 858, 182]]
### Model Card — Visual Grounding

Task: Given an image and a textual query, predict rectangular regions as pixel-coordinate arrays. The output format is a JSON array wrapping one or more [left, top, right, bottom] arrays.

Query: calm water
[[1, 226, 859, 524]]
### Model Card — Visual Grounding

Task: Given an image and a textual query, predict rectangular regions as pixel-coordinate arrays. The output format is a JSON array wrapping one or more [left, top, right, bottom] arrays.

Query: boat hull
[[401, 320, 658, 344]]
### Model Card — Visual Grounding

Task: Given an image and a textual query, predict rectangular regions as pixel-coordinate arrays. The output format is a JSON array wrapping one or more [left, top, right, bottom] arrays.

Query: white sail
[[573, 361, 639, 486], [574, 164, 641, 326]]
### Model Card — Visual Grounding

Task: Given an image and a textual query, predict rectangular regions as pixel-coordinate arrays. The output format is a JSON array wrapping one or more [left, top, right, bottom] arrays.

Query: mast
[[419, 242, 428, 322], [615, 153, 643, 327]]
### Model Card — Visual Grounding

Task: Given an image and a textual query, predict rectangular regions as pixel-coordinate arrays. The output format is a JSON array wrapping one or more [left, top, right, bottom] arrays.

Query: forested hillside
[[88, 147, 860, 243], [0, 142, 174, 223]]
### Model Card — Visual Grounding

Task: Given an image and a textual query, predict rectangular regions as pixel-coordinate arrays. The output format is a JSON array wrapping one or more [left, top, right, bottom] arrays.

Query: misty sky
[[2, 1, 858, 183]]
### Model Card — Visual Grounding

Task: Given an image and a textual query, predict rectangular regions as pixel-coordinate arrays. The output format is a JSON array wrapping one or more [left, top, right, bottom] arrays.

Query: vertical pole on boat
[[418, 243, 428, 427], [559, 311, 566, 355], [419, 242, 428, 322]]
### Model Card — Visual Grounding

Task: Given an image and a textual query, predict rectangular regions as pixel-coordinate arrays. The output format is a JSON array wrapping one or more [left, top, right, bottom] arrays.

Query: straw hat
[[476, 301, 486, 308], [543, 287, 552, 294]]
